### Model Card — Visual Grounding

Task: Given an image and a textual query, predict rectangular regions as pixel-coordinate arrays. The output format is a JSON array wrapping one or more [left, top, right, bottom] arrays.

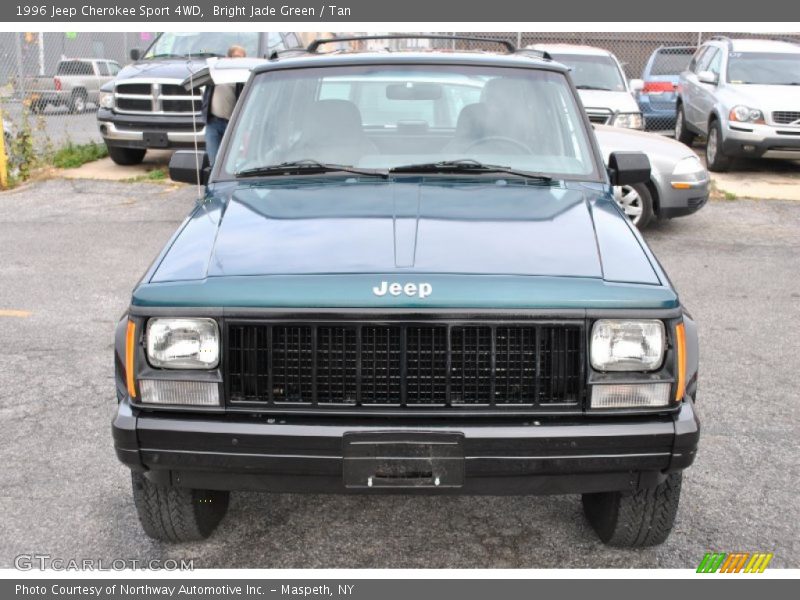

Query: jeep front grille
[[772, 111, 800, 125], [225, 321, 585, 412], [114, 80, 202, 116]]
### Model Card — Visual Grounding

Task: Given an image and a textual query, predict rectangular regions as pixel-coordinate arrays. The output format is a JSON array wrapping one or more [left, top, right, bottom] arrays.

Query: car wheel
[[107, 145, 146, 166], [68, 90, 87, 114], [675, 105, 696, 146], [582, 472, 682, 547], [130, 472, 229, 542], [706, 120, 732, 172], [613, 183, 654, 229]]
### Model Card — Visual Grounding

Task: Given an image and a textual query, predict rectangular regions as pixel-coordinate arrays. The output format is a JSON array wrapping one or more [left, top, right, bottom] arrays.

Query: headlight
[[98, 91, 114, 110], [729, 105, 764, 124], [146, 318, 219, 369], [590, 319, 665, 372], [672, 155, 705, 176], [612, 112, 644, 130]]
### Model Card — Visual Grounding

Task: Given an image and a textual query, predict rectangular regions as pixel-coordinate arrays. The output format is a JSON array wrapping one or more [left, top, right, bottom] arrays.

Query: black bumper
[[722, 133, 800, 158], [112, 398, 700, 495]]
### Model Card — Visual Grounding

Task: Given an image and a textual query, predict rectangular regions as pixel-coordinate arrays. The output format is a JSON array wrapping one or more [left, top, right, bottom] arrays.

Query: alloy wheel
[[613, 185, 643, 225]]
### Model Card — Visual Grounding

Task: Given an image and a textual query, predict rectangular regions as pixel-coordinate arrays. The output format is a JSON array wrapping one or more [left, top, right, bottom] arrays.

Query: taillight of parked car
[[53, 77, 62, 91], [642, 81, 676, 94]]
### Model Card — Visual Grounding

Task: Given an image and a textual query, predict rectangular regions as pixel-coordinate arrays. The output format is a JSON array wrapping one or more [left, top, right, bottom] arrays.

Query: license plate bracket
[[343, 432, 465, 489], [143, 131, 169, 148]]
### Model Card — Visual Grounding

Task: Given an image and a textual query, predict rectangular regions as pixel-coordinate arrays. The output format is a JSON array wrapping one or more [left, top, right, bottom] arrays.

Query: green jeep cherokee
[[112, 37, 700, 547]]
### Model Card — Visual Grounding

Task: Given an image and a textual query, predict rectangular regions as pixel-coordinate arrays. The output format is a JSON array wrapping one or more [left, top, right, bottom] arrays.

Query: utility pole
[[38, 32, 45, 76], [15, 32, 25, 100]]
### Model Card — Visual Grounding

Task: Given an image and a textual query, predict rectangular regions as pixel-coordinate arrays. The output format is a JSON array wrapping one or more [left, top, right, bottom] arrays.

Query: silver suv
[[676, 37, 800, 171]]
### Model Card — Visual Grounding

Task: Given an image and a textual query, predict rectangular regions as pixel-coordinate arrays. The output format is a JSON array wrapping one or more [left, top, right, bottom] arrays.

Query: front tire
[[675, 105, 696, 146], [706, 120, 732, 172], [582, 472, 683, 547], [107, 144, 146, 166], [131, 472, 229, 542], [613, 182, 654, 229]]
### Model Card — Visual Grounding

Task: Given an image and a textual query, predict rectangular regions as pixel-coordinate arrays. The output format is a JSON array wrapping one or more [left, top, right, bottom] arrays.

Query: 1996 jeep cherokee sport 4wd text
[[112, 37, 700, 548]]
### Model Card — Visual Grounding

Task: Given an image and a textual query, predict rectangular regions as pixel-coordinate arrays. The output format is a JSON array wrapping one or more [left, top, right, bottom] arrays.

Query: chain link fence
[[1, 31, 799, 184]]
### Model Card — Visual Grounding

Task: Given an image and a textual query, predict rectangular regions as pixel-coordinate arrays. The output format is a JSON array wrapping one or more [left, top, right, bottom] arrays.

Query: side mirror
[[169, 150, 210, 185], [629, 78, 644, 93], [697, 70, 718, 85], [129, 48, 141, 61], [608, 151, 650, 186]]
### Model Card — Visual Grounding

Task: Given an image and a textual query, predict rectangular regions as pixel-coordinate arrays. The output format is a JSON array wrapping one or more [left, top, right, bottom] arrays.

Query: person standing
[[203, 44, 246, 165]]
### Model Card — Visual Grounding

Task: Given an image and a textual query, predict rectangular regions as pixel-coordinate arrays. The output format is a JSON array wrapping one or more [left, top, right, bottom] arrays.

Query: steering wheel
[[464, 136, 532, 154]]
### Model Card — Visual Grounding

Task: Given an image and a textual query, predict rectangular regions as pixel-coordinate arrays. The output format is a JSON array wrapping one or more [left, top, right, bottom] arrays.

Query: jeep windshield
[[143, 32, 260, 59], [727, 52, 800, 85], [219, 64, 599, 180]]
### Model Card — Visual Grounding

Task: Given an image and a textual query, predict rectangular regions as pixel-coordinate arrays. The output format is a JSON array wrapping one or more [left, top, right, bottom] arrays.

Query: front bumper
[[723, 122, 800, 158], [97, 108, 205, 149], [112, 397, 700, 495], [657, 173, 709, 220]]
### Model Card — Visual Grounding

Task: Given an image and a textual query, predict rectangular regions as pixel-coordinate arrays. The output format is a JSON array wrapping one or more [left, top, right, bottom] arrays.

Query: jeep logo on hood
[[373, 281, 432, 299]]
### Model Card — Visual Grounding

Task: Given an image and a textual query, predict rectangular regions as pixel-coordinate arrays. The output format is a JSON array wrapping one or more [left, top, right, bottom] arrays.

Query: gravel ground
[[0, 178, 798, 569]]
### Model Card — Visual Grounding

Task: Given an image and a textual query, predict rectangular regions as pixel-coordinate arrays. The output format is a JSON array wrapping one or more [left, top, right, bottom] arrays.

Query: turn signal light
[[675, 322, 686, 402], [125, 320, 137, 398]]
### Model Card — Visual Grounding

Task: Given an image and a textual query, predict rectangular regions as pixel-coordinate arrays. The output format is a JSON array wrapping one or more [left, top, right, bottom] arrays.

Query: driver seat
[[288, 99, 378, 165]]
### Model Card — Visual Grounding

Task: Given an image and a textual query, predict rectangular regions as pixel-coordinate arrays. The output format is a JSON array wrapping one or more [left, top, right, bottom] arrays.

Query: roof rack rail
[[307, 35, 516, 54], [709, 36, 734, 49], [769, 36, 800, 45], [515, 48, 552, 61]]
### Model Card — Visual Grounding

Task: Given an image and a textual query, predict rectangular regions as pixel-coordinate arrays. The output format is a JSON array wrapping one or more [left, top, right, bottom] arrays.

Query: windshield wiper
[[185, 52, 222, 58], [147, 52, 221, 60], [146, 53, 185, 60], [575, 85, 614, 91], [235, 159, 389, 179], [389, 159, 553, 182]]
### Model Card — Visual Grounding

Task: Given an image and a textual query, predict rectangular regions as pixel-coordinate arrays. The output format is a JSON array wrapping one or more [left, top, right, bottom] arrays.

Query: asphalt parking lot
[[1, 177, 798, 569]]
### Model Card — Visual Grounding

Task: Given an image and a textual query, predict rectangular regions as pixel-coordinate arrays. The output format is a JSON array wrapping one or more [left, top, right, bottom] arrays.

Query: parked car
[[21, 58, 120, 114], [595, 124, 709, 228], [96, 31, 301, 166], [112, 37, 700, 548], [676, 37, 800, 171], [637, 46, 696, 131], [527, 43, 644, 129]]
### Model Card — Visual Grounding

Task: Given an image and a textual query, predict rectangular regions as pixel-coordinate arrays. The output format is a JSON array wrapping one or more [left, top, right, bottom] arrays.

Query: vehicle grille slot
[[116, 83, 150, 95], [271, 326, 314, 403], [538, 326, 583, 404], [316, 326, 358, 404], [495, 326, 537, 404], [773, 111, 800, 125], [225, 321, 585, 412], [361, 326, 402, 404], [450, 326, 493, 404], [406, 326, 449, 405]]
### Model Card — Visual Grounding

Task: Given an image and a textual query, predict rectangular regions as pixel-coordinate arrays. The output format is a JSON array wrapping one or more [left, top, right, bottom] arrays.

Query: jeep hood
[[134, 179, 672, 309]]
